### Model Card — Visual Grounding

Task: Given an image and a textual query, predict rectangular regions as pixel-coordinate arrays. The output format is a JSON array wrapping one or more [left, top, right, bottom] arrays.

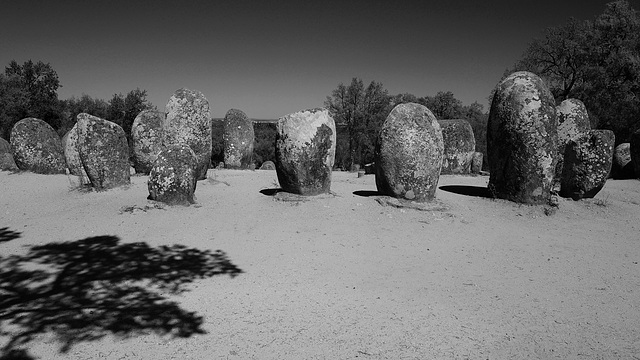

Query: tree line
[[0, 60, 155, 147], [324, 78, 488, 170]]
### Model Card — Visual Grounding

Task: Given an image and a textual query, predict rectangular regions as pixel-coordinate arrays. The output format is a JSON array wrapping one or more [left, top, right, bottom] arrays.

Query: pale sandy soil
[[1, 169, 639, 359]]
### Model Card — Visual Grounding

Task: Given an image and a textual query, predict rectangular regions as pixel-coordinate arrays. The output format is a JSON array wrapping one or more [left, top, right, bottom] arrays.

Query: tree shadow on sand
[[0, 233, 242, 359]]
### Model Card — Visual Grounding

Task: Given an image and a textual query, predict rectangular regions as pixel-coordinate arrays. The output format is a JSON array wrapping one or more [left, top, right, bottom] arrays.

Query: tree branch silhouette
[[0, 235, 242, 357]]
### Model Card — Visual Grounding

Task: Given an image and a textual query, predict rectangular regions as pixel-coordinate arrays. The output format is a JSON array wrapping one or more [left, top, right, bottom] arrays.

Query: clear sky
[[1, 0, 635, 119]]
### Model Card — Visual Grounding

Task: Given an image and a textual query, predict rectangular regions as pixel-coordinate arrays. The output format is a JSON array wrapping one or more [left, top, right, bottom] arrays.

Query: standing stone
[[76, 113, 130, 190], [631, 129, 640, 179], [471, 152, 483, 174], [560, 130, 614, 200], [375, 103, 444, 202], [487, 71, 557, 204], [164, 88, 212, 180], [259, 160, 275, 170], [223, 109, 255, 169], [438, 119, 476, 174], [131, 110, 165, 175], [148, 144, 198, 206], [275, 108, 336, 195], [62, 124, 90, 185], [612, 143, 635, 179], [0, 137, 18, 171], [10, 118, 66, 174], [555, 99, 591, 182]]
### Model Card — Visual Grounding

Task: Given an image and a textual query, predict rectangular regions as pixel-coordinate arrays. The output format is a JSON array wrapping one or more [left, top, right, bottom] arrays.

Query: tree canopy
[[512, 0, 640, 143]]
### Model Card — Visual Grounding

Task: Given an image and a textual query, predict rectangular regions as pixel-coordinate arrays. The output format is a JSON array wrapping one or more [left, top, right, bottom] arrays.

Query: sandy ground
[[1, 169, 639, 359]]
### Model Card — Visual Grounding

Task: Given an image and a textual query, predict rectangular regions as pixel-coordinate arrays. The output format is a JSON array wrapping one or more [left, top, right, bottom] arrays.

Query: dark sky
[[2, 0, 635, 118]]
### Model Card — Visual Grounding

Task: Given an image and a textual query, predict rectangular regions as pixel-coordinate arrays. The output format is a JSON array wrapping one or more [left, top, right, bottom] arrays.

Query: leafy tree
[[4, 60, 62, 130], [418, 91, 464, 119], [0, 74, 29, 140], [325, 78, 391, 168], [107, 89, 155, 150], [513, 0, 640, 143], [59, 94, 110, 135]]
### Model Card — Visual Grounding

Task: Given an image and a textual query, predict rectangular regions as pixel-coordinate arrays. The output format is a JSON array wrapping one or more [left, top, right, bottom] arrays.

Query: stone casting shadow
[[439, 185, 493, 199], [0, 232, 242, 359]]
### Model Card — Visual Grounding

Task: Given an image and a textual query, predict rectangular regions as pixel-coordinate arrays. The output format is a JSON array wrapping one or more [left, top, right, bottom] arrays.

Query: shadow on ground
[[352, 190, 383, 197], [259, 188, 283, 196], [439, 185, 493, 199], [0, 231, 242, 360]]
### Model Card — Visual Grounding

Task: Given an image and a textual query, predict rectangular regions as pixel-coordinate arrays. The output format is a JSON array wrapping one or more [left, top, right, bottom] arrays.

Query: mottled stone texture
[[471, 152, 483, 174], [132, 110, 165, 174], [259, 160, 275, 170], [612, 143, 635, 179], [223, 109, 254, 169], [487, 71, 557, 204], [375, 103, 444, 202], [275, 108, 336, 195], [631, 130, 640, 178], [148, 144, 198, 205], [438, 119, 476, 174], [555, 99, 591, 181], [0, 137, 18, 171], [10, 118, 66, 174], [560, 130, 614, 200], [63, 124, 90, 184], [76, 113, 130, 190], [164, 88, 212, 180]]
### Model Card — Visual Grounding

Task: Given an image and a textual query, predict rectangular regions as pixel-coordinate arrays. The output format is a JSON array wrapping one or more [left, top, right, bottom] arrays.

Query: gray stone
[[438, 119, 476, 174], [223, 109, 254, 169], [487, 71, 557, 204], [132, 110, 165, 175], [471, 152, 483, 174], [0, 137, 18, 171], [10, 118, 66, 174], [148, 144, 198, 206], [76, 113, 130, 190], [63, 124, 90, 185], [555, 99, 591, 182], [259, 160, 275, 170], [612, 143, 635, 179], [560, 130, 614, 200], [275, 108, 336, 195], [375, 103, 444, 202], [164, 88, 212, 180]]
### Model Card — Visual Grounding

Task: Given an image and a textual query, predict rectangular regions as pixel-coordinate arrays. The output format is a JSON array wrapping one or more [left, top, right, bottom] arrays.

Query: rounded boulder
[[76, 113, 131, 190], [560, 130, 614, 200], [375, 103, 444, 202], [132, 110, 165, 175], [164, 88, 212, 180], [275, 108, 336, 195], [9, 118, 66, 174], [223, 109, 254, 169], [487, 71, 557, 204], [148, 144, 198, 206], [438, 119, 476, 174], [259, 160, 275, 170]]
